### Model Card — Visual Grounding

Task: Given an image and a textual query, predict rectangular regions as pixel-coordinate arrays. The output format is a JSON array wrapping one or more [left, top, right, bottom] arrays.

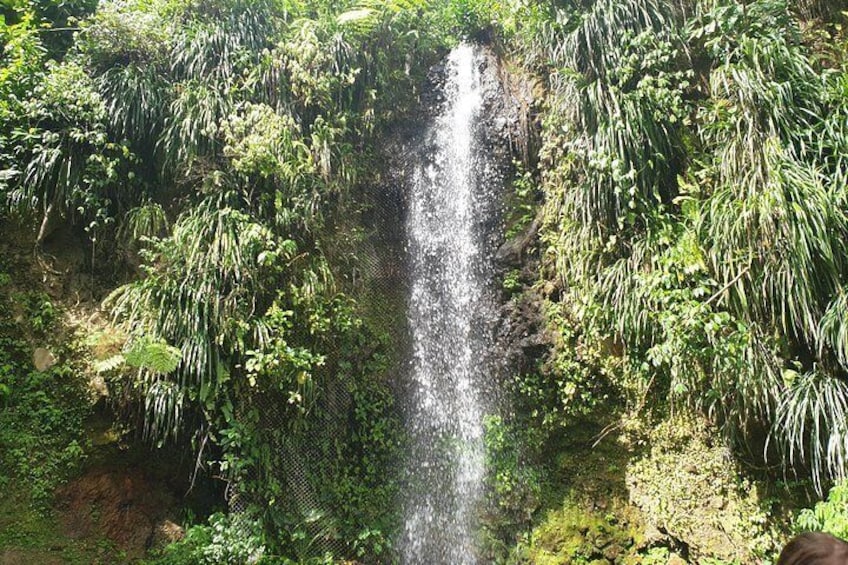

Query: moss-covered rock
[[626, 417, 782, 562], [528, 500, 641, 564], [508, 411, 645, 564]]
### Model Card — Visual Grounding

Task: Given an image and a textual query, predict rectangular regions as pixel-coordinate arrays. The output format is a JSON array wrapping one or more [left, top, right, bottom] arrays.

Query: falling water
[[401, 43, 497, 564]]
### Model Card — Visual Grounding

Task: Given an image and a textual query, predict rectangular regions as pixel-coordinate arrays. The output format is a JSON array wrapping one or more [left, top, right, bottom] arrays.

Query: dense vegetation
[[2, 0, 848, 563]]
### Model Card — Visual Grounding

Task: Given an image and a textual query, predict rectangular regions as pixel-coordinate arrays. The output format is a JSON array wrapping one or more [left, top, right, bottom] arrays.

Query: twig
[[704, 266, 751, 306], [186, 430, 209, 496]]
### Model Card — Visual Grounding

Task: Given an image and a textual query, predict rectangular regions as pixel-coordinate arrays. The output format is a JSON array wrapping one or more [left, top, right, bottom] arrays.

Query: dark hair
[[777, 532, 848, 565]]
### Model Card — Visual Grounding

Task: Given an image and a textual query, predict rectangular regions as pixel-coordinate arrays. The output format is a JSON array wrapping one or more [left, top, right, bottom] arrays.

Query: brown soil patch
[[56, 468, 176, 559]]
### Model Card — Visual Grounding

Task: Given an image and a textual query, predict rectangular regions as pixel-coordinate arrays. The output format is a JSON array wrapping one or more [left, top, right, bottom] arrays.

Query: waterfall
[[400, 43, 497, 564]]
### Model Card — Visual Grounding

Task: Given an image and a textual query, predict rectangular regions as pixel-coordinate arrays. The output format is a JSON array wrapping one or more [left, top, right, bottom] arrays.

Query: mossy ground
[[0, 481, 124, 565]]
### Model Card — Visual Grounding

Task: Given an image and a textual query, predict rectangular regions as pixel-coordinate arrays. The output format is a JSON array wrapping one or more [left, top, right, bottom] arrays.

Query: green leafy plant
[[795, 481, 848, 538]]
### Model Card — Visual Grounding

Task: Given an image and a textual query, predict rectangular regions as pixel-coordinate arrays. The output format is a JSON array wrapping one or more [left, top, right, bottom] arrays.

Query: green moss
[[626, 417, 782, 562], [0, 258, 93, 507], [529, 502, 639, 564], [501, 410, 645, 564]]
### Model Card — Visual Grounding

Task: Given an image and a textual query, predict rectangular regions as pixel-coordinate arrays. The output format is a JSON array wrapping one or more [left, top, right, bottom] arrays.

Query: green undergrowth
[[0, 258, 117, 561], [481, 394, 645, 563], [795, 480, 848, 539], [0, 261, 91, 508]]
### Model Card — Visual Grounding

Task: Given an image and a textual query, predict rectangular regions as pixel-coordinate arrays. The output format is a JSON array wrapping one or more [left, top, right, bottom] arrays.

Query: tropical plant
[[4, 60, 128, 244], [691, 0, 848, 487], [531, 0, 848, 492], [106, 196, 291, 442], [795, 480, 848, 538]]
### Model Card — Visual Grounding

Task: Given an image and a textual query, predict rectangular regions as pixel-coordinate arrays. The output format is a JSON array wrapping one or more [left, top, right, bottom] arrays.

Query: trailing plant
[[525, 0, 848, 494]]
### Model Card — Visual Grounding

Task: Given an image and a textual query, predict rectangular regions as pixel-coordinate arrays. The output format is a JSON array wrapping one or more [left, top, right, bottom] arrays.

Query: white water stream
[[400, 43, 496, 564]]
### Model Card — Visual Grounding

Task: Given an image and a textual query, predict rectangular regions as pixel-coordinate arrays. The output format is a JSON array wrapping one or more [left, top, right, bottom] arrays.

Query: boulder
[[150, 520, 185, 549], [33, 348, 56, 372]]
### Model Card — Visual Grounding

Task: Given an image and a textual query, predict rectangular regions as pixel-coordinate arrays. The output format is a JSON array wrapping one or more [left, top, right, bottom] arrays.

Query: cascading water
[[400, 43, 498, 564]]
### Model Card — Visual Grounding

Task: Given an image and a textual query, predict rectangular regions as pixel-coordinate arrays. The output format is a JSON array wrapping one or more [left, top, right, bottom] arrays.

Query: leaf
[[337, 8, 374, 25], [124, 337, 181, 374], [93, 354, 126, 373]]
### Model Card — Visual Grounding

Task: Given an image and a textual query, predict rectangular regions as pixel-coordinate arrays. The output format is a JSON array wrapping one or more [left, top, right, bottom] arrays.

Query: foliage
[[3, 59, 130, 244], [0, 267, 91, 508], [120, 202, 169, 245], [148, 512, 265, 565], [527, 0, 848, 495], [4, 0, 848, 560], [0, 0, 452, 558], [690, 0, 848, 489], [626, 418, 782, 562], [482, 415, 541, 528], [503, 162, 538, 240], [795, 480, 848, 539]]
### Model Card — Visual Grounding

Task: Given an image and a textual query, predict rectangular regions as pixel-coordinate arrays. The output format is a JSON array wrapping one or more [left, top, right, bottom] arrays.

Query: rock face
[[495, 213, 541, 268], [56, 468, 177, 559], [626, 418, 780, 562]]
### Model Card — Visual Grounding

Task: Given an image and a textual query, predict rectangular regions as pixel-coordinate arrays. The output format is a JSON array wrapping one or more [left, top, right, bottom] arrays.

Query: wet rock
[[494, 289, 548, 378], [56, 469, 176, 559], [495, 214, 541, 268], [640, 524, 667, 548]]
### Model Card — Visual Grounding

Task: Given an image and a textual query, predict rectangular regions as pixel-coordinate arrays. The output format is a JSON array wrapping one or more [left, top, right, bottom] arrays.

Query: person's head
[[778, 532, 848, 565]]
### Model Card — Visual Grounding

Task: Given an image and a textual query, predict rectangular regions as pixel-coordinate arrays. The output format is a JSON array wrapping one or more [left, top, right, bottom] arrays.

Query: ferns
[[795, 480, 848, 538], [124, 337, 183, 374]]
